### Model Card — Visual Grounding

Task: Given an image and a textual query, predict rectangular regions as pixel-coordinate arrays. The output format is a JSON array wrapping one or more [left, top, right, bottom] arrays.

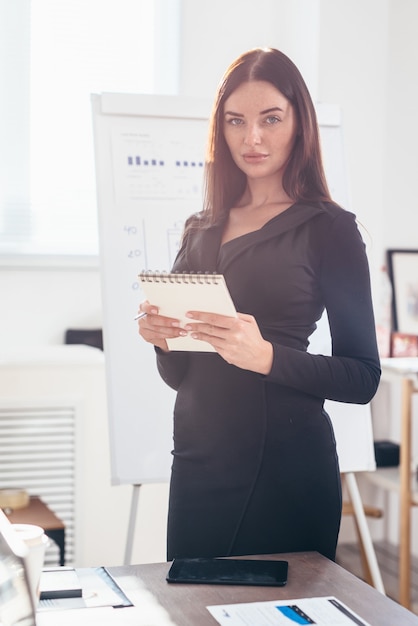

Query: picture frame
[[387, 249, 418, 334]]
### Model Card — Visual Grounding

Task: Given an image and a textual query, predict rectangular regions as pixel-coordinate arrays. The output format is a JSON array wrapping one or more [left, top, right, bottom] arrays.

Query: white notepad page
[[138, 272, 237, 352]]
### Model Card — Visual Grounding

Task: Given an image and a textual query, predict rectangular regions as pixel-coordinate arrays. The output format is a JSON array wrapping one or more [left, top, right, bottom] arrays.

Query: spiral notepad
[[138, 271, 237, 352]]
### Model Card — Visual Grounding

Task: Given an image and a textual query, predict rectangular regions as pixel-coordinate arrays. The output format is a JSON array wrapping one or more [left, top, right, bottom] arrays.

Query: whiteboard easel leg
[[344, 472, 385, 594], [124, 484, 141, 566]]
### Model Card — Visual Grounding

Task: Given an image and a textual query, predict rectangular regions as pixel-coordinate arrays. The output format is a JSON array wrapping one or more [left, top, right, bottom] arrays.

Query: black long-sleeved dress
[[155, 201, 381, 562]]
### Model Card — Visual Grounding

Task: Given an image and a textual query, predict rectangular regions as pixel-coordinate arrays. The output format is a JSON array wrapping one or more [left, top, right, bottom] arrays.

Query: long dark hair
[[201, 47, 334, 226]]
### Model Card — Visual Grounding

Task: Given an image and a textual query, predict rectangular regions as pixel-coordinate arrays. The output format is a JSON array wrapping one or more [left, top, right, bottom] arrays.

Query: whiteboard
[[328, 401, 375, 473], [309, 314, 376, 473], [91, 92, 375, 485]]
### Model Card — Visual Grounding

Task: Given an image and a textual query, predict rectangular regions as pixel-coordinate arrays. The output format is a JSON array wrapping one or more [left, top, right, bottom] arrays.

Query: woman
[[138, 47, 381, 562]]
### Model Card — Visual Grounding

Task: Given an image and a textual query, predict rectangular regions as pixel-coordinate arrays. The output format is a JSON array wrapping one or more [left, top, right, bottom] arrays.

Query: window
[[0, 0, 179, 261]]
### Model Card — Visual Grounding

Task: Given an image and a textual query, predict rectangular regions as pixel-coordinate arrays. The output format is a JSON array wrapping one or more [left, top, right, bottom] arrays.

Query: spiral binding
[[139, 271, 222, 284]]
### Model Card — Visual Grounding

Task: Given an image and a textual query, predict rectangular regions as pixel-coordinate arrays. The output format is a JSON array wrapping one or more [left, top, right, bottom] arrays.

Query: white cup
[[12, 523, 48, 606]]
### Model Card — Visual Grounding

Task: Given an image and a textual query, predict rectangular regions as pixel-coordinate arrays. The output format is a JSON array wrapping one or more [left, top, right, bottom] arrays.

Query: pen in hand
[[134, 312, 147, 321]]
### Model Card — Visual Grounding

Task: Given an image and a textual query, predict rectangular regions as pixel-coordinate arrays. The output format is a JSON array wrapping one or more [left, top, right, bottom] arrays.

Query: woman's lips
[[242, 152, 268, 163]]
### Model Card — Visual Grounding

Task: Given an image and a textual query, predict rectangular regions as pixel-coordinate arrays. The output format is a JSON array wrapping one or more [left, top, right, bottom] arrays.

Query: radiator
[[0, 401, 78, 566]]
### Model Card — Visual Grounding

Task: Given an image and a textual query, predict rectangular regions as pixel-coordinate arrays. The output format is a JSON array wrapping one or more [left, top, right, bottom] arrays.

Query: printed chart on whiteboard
[[109, 117, 206, 276], [111, 124, 204, 201]]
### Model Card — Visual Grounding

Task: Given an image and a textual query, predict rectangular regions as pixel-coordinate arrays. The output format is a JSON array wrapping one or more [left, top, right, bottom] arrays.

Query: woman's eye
[[226, 117, 243, 126], [265, 116, 280, 125]]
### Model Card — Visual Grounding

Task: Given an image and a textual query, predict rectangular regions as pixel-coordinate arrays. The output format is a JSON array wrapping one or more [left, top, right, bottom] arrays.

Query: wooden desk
[[108, 552, 418, 625], [5, 495, 65, 565]]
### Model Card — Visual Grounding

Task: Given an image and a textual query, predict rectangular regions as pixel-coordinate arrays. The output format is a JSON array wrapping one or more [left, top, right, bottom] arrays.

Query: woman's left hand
[[184, 311, 273, 375]]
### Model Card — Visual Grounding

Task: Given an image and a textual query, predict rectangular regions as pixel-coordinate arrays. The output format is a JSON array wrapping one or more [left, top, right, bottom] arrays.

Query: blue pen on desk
[[134, 312, 147, 321]]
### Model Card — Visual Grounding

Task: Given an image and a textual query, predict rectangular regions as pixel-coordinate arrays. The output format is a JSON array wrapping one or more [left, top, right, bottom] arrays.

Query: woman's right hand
[[137, 301, 183, 352]]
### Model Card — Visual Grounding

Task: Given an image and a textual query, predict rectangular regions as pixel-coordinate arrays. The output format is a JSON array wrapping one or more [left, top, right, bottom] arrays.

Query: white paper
[[207, 596, 371, 626]]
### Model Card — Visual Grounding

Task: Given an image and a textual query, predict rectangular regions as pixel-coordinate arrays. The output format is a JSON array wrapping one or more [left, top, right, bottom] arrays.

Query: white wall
[[0, 265, 102, 349], [385, 0, 418, 248], [179, 0, 320, 99], [1, 0, 418, 565], [318, 0, 389, 277]]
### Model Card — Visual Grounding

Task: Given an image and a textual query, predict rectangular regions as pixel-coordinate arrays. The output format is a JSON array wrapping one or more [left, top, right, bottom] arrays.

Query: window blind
[[0, 0, 179, 260]]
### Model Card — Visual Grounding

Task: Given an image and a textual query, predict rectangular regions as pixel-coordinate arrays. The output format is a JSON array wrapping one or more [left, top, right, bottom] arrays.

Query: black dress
[[155, 202, 381, 562]]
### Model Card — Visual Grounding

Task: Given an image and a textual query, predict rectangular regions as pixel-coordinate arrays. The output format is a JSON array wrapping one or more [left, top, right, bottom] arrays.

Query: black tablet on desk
[[167, 557, 288, 586]]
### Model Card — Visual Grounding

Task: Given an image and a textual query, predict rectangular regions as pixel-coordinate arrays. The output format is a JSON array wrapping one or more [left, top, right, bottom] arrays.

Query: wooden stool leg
[[399, 378, 413, 609]]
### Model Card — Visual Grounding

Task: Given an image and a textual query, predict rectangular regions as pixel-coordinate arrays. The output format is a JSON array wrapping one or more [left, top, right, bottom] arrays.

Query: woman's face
[[222, 80, 298, 183]]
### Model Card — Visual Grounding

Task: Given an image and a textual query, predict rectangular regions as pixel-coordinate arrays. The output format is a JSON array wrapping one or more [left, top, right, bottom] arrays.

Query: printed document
[[207, 595, 370, 626]]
